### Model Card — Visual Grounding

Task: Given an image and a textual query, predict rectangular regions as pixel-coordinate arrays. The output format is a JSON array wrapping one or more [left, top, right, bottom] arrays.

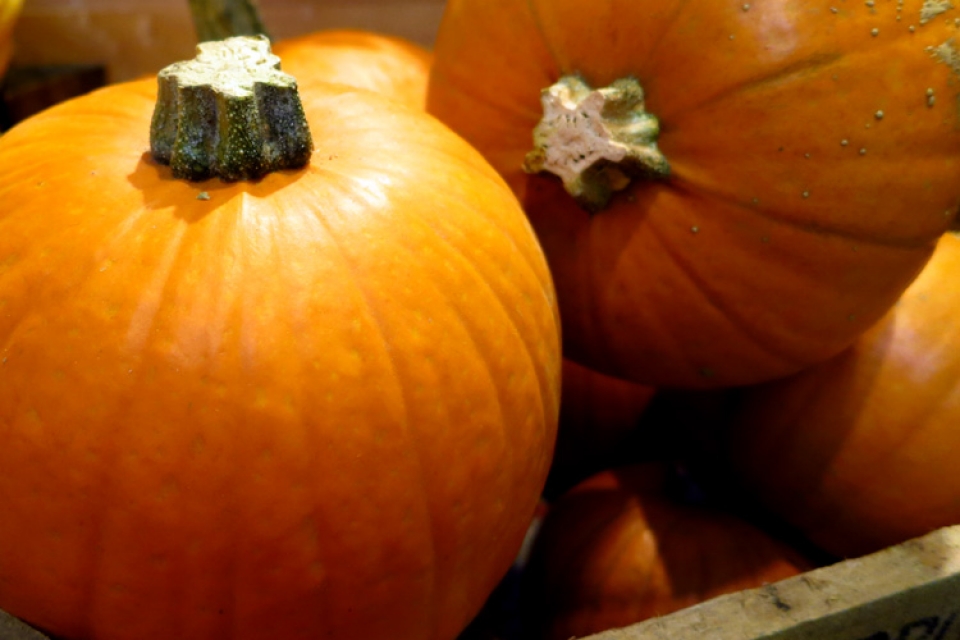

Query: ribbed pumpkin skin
[[427, 0, 960, 387], [523, 465, 809, 640], [273, 29, 432, 109], [0, 78, 561, 640], [724, 233, 960, 559]]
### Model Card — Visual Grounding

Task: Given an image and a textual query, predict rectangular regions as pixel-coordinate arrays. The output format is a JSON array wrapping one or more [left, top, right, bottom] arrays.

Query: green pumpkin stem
[[150, 35, 313, 182], [523, 75, 670, 213], [187, 0, 270, 42]]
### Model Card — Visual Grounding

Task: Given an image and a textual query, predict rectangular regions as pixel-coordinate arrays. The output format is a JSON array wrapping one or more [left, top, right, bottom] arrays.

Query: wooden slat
[[585, 525, 960, 640], [0, 609, 48, 640]]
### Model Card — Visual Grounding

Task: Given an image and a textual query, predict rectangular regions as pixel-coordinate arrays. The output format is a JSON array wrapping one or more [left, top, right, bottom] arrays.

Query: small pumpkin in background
[[0, 36, 560, 640], [187, 0, 431, 108], [0, 0, 23, 80], [273, 30, 431, 109], [427, 0, 960, 388], [545, 359, 656, 499], [522, 464, 811, 640], [722, 233, 960, 560]]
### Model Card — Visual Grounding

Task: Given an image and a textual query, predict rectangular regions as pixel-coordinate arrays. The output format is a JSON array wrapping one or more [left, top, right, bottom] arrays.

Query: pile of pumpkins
[[0, 0, 958, 639]]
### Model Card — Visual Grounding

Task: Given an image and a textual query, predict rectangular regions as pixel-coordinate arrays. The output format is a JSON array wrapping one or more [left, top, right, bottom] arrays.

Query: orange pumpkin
[[272, 30, 431, 109], [546, 359, 656, 497], [184, 0, 431, 109], [522, 464, 810, 640], [722, 232, 960, 559], [0, 37, 561, 640], [427, 0, 960, 388]]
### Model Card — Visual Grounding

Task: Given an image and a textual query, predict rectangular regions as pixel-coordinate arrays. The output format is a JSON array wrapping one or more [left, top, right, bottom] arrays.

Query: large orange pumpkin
[[427, 0, 960, 388], [0, 37, 561, 640], [522, 464, 810, 640], [272, 30, 431, 109], [722, 232, 960, 559]]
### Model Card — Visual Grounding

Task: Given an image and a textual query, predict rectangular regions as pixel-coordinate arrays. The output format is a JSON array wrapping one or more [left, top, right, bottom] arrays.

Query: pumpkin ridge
[[622, 0, 698, 80], [392, 180, 551, 449], [314, 155, 559, 428], [291, 180, 444, 632], [667, 175, 943, 250], [639, 217, 808, 367], [426, 63, 538, 124], [665, 52, 845, 120], [523, 0, 563, 74], [293, 170, 559, 637], [113, 218, 189, 354]]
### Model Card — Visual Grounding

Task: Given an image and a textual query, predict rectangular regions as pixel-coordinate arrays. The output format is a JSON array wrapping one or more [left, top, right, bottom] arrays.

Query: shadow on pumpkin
[[518, 463, 814, 640], [521, 172, 658, 377], [713, 307, 955, 559], [126, 152, 313, 223]]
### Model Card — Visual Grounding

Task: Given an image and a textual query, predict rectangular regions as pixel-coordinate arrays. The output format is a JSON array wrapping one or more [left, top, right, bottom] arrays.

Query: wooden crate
[[2, 526, 957, 640], [586, 525, 960, 640]]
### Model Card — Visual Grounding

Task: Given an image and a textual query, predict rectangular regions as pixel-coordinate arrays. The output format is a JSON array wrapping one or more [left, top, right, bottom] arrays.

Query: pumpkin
[[272, 30, 431, 109], [185, 0, 431, 109], [426, 0, 960, 388], [0, 0, 22, 79], [545, 359, 656, 498], [0, 36, 561, 640], [721, 232, 960, 559], [522, 464, 810, 640]]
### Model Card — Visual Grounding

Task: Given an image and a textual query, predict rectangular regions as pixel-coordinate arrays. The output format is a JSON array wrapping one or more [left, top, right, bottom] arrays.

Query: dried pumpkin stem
[[523, 75, 670, 213], [187, 0, 270, 42], [150, 35, 313, 182]]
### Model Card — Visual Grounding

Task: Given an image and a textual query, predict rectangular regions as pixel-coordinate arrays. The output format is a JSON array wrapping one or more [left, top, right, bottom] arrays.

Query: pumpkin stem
[[187, 0, 270, 42], [150, 35, 313, 181], [523, 75, 670, 213]]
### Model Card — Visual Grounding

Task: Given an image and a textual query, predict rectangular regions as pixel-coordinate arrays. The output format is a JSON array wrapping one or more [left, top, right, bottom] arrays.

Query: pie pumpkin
[[724, 233, 960, 558], [0, 36, 560, 640], [427, 0, 960, 387]]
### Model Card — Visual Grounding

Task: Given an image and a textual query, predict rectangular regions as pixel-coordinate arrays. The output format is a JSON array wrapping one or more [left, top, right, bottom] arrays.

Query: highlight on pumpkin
[[149, 35, 313, 181]]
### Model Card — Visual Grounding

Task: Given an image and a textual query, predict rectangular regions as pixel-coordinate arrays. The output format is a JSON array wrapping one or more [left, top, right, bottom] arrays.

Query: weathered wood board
[[586, 525, 960, 640], [2, 527, 958, 640]]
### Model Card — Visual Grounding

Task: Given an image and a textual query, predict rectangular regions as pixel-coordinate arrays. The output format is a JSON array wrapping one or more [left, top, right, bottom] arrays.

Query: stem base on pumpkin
[[523, 75, 670, 213], [150, 35, 312, 182]]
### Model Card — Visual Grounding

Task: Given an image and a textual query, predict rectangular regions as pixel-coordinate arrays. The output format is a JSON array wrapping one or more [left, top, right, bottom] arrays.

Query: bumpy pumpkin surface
[[0, 45, 561, 640], [272, 29, 431, 109], [427, 0, 960, 387], [522, 464, 809, 640], [723, 233, 960, 559]]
